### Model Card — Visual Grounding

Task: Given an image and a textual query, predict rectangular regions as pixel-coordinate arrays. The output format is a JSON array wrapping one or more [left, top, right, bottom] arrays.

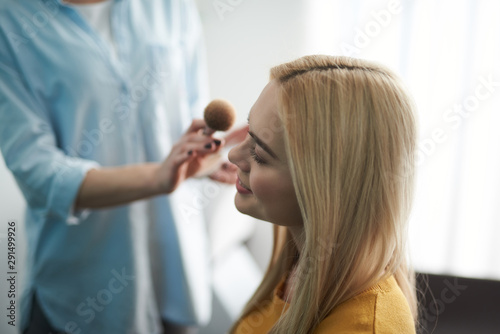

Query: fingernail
[[188, 150, 193, 155], [204, 143, 212, 149], [214, 139, 221, 146]]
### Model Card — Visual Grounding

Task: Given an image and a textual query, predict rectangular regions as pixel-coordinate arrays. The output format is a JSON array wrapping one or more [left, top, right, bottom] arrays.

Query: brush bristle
[[204, 99, 236, 131]]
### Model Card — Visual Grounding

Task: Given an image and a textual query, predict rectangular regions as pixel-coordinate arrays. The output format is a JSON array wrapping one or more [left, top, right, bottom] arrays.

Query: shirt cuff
[[46, 159, 100, 225]]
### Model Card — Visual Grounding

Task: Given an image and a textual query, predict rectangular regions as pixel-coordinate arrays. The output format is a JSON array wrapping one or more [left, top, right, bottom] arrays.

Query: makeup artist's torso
[[0, 0, 210, 332]]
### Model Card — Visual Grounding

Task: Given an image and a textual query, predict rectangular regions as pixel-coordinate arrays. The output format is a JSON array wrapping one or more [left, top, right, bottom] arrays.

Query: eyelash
[[249, 145, 266, 165]]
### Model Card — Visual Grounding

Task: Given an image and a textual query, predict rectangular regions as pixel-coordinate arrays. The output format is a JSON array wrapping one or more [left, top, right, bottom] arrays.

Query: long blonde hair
[[231, 55, 418, 333]]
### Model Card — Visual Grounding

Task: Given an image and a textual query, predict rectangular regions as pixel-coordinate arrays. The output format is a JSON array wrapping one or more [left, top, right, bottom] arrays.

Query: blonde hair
[[231, 55, 417, 333]]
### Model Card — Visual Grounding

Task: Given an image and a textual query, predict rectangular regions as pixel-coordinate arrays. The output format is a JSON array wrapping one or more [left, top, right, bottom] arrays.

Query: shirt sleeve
[[0, 57, 99, 225]]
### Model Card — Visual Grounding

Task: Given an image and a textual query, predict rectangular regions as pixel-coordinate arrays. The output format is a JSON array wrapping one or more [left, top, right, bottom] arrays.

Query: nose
[[228, 140, 250, 173]]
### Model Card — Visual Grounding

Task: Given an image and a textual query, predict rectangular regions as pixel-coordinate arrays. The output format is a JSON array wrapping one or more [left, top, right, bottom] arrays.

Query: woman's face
[[228, 81, 302, 227]]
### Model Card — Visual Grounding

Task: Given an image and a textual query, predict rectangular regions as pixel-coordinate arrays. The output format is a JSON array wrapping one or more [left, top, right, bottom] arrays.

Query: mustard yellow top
[[234, 275, 416, 334]]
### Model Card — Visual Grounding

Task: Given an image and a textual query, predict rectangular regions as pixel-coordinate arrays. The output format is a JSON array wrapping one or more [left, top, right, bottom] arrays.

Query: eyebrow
[[248, 131, 278, 159], [247, 112, 279, 159]]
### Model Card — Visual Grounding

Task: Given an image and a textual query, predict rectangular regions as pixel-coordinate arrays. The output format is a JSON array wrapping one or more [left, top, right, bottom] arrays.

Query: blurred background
[[1, 0, 499, 333]]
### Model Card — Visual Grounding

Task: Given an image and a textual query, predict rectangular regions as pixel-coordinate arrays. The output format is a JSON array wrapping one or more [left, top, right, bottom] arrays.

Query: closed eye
[[250, 145, 266, 164]]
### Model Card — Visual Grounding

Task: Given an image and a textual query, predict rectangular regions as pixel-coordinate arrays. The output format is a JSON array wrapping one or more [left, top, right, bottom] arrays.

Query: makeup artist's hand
[[223, 124, 249, 146], [157, 119, 224, 193], [208, 125, 248, 184], [75, 119, 224, 209]]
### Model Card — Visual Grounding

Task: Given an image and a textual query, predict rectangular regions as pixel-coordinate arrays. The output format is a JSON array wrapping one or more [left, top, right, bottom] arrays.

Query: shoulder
[[0, 0, 62, 67], [0, 0, 40, 18], [0, 0, 26, 61], [314, 276, 416, 334], [0, 0, 57, 43]]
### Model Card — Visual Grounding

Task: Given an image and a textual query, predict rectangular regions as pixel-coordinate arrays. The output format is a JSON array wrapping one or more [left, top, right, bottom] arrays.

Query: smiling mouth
[[239, 178, 251, 190], [236, 176, 253, 194]]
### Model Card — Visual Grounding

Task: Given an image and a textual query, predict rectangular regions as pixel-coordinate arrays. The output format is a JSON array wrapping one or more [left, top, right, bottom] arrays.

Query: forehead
[[248, 81, 287, 160], [249, 81, 278, 121]]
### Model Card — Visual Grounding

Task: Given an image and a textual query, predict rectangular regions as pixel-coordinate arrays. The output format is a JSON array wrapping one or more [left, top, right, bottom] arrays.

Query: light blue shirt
[[0, 0, 211, 332]]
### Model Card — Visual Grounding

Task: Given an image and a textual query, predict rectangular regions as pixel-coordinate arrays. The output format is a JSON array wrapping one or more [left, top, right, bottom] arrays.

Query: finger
[[203, 137, 227, 154], [171, 135, 221, 160], [186, 119, 207, 134], [221, 161, 237, 172], [183, 140, 220, 156], [199, 138, 225, 153], [170, 138, 221, 163], [182, 132, 226, 147], [203, 127, 216, 136], [182, 132, 217, 144], [209, 169, 237, 184], [212, 138, 225, 151], [170, 148, 197, 169], [224, 125, 249, 146]]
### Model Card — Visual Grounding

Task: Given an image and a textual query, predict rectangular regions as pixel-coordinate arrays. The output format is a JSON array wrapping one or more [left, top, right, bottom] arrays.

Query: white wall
[[197, 0, 310, 123]]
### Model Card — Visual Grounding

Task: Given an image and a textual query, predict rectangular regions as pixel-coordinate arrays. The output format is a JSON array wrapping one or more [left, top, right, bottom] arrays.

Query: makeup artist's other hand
[[208, 161, 238, 184], [224, 124, 249, 146], [208, 125, 248, 184], [157, 119, 224, 193]]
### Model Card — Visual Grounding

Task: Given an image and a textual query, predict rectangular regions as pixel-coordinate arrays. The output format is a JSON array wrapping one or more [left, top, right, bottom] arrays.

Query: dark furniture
[[416, 273, 500, 334]]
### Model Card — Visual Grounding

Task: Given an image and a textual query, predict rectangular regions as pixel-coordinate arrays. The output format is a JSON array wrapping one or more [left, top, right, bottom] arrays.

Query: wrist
[[148, 163, 166, 195]]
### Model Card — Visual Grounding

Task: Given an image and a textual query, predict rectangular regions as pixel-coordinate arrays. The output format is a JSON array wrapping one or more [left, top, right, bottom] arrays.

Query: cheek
[[250, 174, 281, 201], [250, 170, 302, 225]]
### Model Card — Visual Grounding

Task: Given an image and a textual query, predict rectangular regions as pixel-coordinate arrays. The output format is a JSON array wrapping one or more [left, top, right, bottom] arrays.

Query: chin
[[234, 194, 265, 221]]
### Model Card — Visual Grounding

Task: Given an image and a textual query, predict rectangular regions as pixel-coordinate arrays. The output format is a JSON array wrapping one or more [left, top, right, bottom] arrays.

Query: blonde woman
[[228, 55, 418, 333]]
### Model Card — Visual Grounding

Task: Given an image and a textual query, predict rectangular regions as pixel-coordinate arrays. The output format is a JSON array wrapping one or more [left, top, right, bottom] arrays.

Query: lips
[[236, 176, 253, 194]]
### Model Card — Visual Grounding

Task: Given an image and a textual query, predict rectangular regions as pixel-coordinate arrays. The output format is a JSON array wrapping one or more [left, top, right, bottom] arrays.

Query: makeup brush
[[195, 99, 235, 178], [203, 99, 236, 135]]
